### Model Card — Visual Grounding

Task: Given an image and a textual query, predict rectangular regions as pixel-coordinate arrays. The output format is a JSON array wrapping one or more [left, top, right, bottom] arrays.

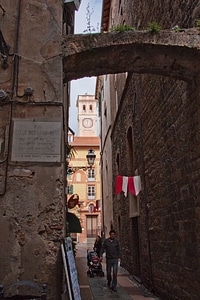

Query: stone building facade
[[0, 1, 76, 299], [0, 0, 200, 299], [100, 0, 200, 299]]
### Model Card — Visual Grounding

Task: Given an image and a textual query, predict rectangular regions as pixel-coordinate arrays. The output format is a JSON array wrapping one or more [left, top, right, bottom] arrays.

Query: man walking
[[100, 229, 120, 292]]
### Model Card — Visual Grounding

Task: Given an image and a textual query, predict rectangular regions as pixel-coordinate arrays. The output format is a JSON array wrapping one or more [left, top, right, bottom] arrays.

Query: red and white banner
[[115, 175, 141, 197], [115, 175, 128, 197], [128, 176, 141, 196]]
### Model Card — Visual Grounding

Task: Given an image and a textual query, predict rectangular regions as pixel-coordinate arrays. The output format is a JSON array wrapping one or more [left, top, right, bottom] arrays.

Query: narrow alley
[[75, 242, 160, 300]]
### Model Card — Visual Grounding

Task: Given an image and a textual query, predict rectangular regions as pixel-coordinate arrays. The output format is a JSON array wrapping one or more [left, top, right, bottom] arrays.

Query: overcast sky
[[69, 0, 102, 135]]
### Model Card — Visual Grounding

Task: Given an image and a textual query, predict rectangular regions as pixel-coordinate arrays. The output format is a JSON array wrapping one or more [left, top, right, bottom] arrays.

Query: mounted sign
[[11, 119, 62, 162], [62, 237, 81, 300], [68, 194, 79, 209]]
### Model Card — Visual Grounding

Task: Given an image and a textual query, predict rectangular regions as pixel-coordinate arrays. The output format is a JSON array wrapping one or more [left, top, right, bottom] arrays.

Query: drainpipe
[[0, 0, 22, 195], [11, 0, 21, 97], [99, 93, 105, 240]]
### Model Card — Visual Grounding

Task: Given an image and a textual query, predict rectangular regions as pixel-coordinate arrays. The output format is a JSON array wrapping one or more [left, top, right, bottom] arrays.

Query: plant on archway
[[110, 24, 135, 32], [147, 21, 162, 33]]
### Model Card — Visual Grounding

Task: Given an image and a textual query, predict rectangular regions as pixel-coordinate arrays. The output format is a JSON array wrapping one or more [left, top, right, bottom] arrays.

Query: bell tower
[[77, 94, 98, 136]]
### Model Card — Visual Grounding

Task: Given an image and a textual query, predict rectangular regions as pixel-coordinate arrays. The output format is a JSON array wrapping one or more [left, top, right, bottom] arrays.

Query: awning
[[67, 212, 82, 233]]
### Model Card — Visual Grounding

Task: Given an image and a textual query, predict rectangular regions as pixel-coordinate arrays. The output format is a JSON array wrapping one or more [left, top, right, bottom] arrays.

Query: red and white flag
[[115, 175, 128, 197], [128, 176, 141, 196]]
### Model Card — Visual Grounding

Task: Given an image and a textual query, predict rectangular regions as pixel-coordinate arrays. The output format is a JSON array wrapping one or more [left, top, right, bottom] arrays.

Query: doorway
[[86, 215, 98, 238]]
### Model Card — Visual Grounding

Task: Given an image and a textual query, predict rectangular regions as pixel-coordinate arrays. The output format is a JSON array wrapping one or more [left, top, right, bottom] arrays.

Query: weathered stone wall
[[1, 0, 199, 299], [112, 72, 200, 299], [110, 1, 200, 300], [62, 29, 200, 81], [0, 2, 65, 299], [130, 0, 200, 29]]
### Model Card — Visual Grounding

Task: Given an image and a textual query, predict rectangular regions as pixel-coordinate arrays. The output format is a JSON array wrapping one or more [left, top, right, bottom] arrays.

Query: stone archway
[[62, 29, 200, 82]]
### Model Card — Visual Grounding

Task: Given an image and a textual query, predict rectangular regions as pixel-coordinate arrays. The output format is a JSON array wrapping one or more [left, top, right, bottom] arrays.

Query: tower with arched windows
[[77, 94, 98, 137]]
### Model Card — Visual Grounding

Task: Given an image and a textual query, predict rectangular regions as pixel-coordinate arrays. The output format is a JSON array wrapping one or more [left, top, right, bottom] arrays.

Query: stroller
[[87, 250, 104, 278]]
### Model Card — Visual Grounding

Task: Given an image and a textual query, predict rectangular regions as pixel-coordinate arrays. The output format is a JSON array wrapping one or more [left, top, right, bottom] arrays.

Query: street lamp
[[86, 149, 96, 167], [67, 149, 96, 174]]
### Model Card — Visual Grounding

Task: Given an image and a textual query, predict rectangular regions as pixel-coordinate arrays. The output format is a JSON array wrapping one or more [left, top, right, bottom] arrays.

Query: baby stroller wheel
[[90, 272, 94, 278], [101, 271, 104, 277]]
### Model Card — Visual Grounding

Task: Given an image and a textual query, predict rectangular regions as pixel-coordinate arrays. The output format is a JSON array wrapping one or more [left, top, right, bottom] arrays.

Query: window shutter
[[69, 185, 73, 194]]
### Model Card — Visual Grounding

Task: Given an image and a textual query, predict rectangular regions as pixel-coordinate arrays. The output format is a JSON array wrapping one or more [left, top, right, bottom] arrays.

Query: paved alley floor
[[75, 242, 160, 300]]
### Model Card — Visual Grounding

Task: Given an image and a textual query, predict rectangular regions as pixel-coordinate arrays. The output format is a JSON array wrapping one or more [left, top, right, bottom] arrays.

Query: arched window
[[76, 173, 81, 182], [127, 127, 133, 174], [116, 153, 120, 174], [88, 203, 95, 213], [127, 126, 139, 217]]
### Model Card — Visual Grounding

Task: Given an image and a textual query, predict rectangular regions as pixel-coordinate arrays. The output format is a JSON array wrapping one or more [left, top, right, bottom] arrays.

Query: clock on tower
[[82, 118, 93, 128], [77, 95, 97, 136]]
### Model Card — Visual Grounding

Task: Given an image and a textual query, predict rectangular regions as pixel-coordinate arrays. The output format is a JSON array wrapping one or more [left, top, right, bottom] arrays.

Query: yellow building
[[67, 95, 101, 244]]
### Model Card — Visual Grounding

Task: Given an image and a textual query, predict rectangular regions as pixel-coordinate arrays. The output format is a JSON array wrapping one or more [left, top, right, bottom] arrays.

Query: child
[[87, 250, 99, 266], [91, 252, 100, 264]]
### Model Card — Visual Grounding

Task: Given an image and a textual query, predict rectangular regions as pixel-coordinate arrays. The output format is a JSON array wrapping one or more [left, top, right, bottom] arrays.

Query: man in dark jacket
[[100, 229, 120, 291]]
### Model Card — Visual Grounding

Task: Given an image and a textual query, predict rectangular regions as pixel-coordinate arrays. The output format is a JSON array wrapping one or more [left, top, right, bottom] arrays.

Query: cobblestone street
[[76, 242, 160, 300]]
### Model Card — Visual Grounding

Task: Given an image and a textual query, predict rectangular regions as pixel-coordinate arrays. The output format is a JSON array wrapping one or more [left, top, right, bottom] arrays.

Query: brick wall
[[112, 70, 200, 298], [110, 1, 200, 299], [130, 0, 200, 29]]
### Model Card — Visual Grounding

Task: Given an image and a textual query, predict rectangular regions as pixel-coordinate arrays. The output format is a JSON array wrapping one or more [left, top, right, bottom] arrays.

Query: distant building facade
[[67, 95, 101, 243]]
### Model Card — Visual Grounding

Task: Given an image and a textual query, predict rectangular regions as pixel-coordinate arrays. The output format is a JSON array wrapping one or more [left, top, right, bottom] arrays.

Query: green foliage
[[110, 24, 136, 32], [196, 19, 200, 29], [147, 21, 162, 33], [65, 143, 76, 158], [172, 25, 181, 32]]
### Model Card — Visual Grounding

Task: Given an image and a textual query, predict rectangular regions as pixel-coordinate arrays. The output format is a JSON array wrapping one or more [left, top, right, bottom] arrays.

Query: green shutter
[[69, 185, 73, 194]]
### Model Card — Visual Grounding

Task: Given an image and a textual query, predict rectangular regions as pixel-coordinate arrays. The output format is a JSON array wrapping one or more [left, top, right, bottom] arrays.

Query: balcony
[[88, 195, 95, 200], [87, 176, 95, 182]]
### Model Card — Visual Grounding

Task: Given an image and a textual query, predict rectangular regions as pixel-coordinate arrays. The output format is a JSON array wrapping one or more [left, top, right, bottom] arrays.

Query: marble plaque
[[11, 120, 62, 162]]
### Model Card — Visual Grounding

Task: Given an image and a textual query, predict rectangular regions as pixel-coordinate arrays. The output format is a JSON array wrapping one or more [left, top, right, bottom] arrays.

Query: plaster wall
[[99, 76, 114, 236], [0, 1, 65, 299], [67, 146, 101, 243]]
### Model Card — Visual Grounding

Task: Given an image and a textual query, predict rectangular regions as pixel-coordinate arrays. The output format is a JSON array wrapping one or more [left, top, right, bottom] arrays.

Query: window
[[76, 173, 81, 182], [68, 135, 73, 142], [88, 185, 95, 200], [67, 185, 73, 194], [88, 169, 95, 181], [83, 105, 86, 112], [89, 104, 93, 112]]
